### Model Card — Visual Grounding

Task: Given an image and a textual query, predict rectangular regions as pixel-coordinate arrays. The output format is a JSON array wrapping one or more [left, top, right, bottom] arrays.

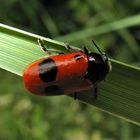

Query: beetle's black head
[[86, 52, 112, 84]]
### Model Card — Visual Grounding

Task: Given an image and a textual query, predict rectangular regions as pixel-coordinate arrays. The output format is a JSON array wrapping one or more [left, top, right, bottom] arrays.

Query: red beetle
[[23, 39, 112, 98]]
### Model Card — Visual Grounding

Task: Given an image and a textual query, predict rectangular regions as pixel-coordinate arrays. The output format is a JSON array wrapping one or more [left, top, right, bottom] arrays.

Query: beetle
[[23, 39, 112, 99]]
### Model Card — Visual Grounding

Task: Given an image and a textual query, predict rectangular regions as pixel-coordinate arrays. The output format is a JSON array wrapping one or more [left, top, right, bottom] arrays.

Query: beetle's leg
[[74, 87, 97, 101], [37, 38, 64, 54], [93, 86, 98, 100], [74, 92, 78, 100], [37, 38, 49, 53], [64, 42, 81, 52], [64, 42, 89, 55]]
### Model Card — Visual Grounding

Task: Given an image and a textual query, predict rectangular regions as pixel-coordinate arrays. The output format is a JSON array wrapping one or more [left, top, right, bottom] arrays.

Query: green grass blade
[[74, 60, 140, 125], [0, 24, 69, 75], [55, 14, 140, 42], [0, 23, 140, 125]]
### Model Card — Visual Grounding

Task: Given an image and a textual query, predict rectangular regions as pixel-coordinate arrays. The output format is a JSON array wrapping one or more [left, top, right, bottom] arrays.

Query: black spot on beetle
[[39, 58, 57, 83], [45, 85, 64, 95], [74, 54, 82, 61]]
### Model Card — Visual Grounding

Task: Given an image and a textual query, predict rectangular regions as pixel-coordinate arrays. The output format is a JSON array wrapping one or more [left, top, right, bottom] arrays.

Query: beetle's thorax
[[85, 52, 111, 84]]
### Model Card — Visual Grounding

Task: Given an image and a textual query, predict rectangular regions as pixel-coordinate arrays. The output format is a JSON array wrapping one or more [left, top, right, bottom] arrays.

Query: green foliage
[[0, 0, 140, 139]]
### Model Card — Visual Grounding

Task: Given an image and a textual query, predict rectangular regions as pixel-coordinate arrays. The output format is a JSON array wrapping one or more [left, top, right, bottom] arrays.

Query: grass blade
[[0, 23, 140, 125], [55, 14, 140, 42]]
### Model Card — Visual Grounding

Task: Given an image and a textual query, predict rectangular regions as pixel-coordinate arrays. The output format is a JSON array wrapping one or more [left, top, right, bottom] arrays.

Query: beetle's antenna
[[92, 40, 104, 55], [83, 45, 89, 55]]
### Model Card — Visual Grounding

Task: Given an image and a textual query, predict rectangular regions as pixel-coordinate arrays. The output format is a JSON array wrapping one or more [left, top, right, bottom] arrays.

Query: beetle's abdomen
[[23, 52, 92, 96]]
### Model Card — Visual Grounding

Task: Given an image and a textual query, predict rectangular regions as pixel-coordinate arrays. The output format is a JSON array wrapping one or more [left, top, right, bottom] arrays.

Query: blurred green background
[[0, 0, 140, 140]]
